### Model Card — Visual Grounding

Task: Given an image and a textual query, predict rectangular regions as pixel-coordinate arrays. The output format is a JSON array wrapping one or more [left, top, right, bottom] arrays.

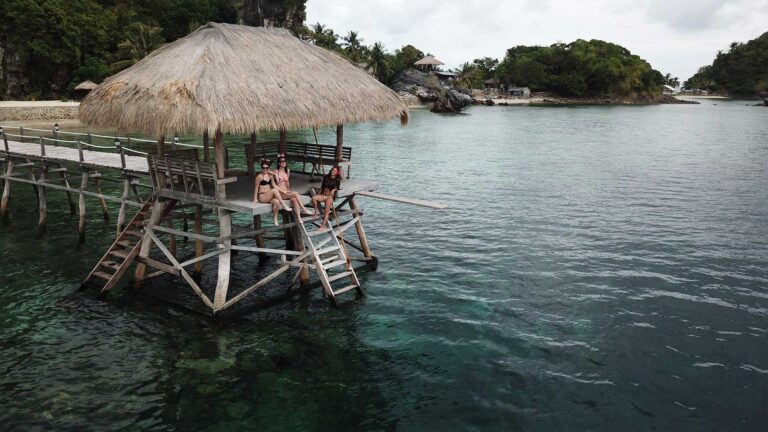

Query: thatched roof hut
[[74, 80, 99, 91], [414, 55, 444, 67], [79, 22, 409, 137]]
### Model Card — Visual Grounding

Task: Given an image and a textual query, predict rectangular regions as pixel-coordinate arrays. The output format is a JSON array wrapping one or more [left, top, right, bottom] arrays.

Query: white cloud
[[306, 0, 768, 80]]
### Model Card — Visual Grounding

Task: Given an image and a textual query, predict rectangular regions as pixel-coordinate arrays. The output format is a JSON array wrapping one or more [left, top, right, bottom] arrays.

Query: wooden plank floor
[[5, 139, 149, 174], [204, 173, 379, 215]]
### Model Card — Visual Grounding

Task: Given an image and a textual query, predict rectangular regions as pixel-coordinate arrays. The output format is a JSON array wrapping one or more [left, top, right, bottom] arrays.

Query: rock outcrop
[[241, 0, 307, 34], [390, 68, 473, 113]]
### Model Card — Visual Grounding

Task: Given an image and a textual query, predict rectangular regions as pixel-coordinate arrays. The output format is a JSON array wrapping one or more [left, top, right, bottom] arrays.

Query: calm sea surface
[[1, 100, 767, 431]]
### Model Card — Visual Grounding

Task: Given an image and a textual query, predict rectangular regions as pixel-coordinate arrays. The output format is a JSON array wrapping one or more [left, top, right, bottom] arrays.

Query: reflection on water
[[1, 100, 767, 430]]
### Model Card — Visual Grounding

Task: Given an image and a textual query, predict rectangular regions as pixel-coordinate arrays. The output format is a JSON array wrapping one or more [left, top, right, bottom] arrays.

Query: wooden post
[[291, 212, 310, 287], [117, 176, 130, 235], [335, 124, 344, 161], [279, 129, 287, 155], [167, 219, 177, 258], [193, 204, 204, 276], [157, 135, 165, 156], [203, 131, 210, 162], [135, 200, 167, 282], [213, 208, 232, 311], [59, 164, 75, 214], [252, 214, 266, 260], [348, 197, 373, 258], [37, 165, 47, 234], [247, 132, 257, 175], [78, 171, 89, 242], [214, 129, 225, 177], [95, 177, 109, 221], [0, 160, 13, 223]]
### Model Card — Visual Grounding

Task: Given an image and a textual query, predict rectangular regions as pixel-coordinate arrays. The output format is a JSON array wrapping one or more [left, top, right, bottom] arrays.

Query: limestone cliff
[[240, 0, 307, 33]]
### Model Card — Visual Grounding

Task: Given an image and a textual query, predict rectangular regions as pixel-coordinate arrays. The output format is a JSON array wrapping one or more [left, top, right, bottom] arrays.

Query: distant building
[[434, 70, 456, 86], [508, 87, 531, 98], [414, 55, 445, 72], [74, 80, 99, 100], [662, 85, 676, 95], [484, 78, 500, 90]]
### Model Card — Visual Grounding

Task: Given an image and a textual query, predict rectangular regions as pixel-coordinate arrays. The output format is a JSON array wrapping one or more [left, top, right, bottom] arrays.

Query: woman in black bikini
[[253, 158, 287, 225], [311, 165, 342, 230]]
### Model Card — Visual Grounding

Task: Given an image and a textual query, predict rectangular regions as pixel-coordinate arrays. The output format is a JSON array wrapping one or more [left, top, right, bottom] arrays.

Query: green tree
[[367, 42, 391, 83], [472, 57, 499, 79], [455, 62, 485, 89], [111, 22, 165, 72]]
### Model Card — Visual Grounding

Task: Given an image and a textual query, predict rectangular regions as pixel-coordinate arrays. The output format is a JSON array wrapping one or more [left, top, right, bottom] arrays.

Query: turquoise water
[[1, 101, 768, 430]]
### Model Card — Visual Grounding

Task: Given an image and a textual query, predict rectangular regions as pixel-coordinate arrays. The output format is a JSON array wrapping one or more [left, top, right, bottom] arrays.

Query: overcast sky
[[306, 0, 768, 81]]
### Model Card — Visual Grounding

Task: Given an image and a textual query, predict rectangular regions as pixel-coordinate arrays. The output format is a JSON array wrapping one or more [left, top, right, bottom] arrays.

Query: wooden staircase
[[300, 219, 364, 306], [80, 198, 155, 293]]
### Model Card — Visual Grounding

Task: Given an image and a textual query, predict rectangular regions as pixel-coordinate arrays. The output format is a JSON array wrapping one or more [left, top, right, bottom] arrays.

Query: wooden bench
[[148, 155, 236, 202], [244, 141, 352, 178]]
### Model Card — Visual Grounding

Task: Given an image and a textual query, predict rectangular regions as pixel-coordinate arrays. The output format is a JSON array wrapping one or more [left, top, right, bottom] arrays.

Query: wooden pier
[[0, 124, 385, 315]]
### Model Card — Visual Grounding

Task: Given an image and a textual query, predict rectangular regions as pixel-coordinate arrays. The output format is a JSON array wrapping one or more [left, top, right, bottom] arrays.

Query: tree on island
[[685, 32, 768, 96]]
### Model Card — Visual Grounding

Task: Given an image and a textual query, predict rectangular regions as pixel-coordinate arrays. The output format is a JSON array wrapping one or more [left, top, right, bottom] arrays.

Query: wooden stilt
[[1, 160, 14, 222], [291, 212, 310, 287], [248, 132, 257, 175], [157, 135, 165, 156], [116, 176, 131, 235], [213, 208, 232, 311], [335, 124, 344, 161], [203, 131, 210, 162], [78, 171, 89, 242], [37, 165, 47, 234], [214, 129, 225, 177], [95, 177, 109, 221], [58, 164, 75, 214], [279, 129, 287, 155], [167, 219, 177, 258], [193, 204, 204, 276], [135, 199, 166, 282], [348, 197, 373, 258], [253, 214, 267, 260]]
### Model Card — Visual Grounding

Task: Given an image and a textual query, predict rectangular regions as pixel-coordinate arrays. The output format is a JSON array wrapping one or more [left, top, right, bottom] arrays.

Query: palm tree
[[342, 31, 365, 63], [111, 23, 164, 72], [367, 42, 390, 83], [310, 22, 338, 50]]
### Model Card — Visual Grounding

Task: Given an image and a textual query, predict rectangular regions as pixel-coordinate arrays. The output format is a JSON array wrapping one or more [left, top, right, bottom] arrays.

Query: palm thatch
[[79, 23, 409, 137], [414, 55, 445, 66], [74, 80, 99, 91]]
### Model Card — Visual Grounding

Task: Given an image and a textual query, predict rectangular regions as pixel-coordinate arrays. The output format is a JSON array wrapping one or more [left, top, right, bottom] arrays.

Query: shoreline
[[0, 101, 80, 122]]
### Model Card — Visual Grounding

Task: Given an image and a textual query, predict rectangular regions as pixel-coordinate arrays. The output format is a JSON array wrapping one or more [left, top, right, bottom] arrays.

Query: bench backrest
[[245, 141, 352, 162]]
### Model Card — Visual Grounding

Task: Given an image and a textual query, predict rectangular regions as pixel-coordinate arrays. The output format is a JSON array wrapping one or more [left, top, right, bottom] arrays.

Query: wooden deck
[[5, 139, 149, 174], [159, 173, 379, 215]]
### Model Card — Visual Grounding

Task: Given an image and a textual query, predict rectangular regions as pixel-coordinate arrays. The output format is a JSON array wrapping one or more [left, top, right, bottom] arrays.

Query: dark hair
[[260, 158, 271, 168], [324, 165, 342, 182]]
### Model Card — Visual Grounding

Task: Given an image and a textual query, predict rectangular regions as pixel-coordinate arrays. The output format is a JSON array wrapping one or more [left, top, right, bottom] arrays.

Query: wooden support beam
[[167, 219, 177, 258], [95, 177, 109, 221], [213, 208, 232, 310], [279, 130, 287, 155], [248, 132, 257, 175], [203, 130, 210, 162], [78, 171, 89, 242], [146, 228, 213, 309], [1, 160, 13, 222], [214, 129, 225, 178], [157, 135, 165, 156], [348, 197, 373, 259], [194, 204, 204, 276], [135, 199, 167, 282], [117, 177, 130, 235], [252, 214, 267, 260], [58, 164, 75, 214], [291, 212, 310, 287], [37, 165, 47, 234], [218, 263, 292, 312], [335, 124, 344, 161], [150, 223, 217, 243]]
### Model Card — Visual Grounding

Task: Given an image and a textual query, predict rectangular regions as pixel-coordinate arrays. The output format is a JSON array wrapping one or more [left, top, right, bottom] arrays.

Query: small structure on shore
[[484, 78, 500, 90], [73, 80, 99, 99], [434, 70, 456, 86], [508, 87, 531, 98], [662, 85, 676, 96], [0, 23, 445, 317], [414, 55, 445, 72]]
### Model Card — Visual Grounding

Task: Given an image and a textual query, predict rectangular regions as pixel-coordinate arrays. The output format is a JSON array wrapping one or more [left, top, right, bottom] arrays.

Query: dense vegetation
[[492, 40, 665, 97], [0, 0, 295, 99], [684, 32, 768, 96]]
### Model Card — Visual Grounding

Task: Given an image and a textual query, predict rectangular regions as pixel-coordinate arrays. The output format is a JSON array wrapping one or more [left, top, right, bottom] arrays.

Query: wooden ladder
[[80, 198, 155, 293], [300, 219, 364, 306]]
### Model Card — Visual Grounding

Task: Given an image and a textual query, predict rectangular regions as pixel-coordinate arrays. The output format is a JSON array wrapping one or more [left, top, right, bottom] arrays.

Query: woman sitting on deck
[[254, 158, 288, 225], [272, 154, 312, 215], [311, 166, 342, 230]]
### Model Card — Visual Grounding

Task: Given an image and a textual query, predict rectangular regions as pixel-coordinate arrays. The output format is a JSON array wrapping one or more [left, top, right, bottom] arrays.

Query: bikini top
[[259, 176, 271, 186], [276, 171, 289, 185]]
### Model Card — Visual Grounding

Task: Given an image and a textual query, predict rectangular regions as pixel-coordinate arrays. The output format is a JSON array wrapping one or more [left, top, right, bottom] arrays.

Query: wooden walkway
[[4, 139, 149, 174]]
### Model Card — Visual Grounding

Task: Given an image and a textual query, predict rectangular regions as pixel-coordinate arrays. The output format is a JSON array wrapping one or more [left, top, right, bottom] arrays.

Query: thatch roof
[[74, 80, 99, 91], [79, 23, 409, 137], [414, 55, 445, 66]]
